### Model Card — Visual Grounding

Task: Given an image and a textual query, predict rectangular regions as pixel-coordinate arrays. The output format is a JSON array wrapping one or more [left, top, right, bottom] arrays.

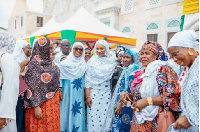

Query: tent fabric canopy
[[24, 7, 136, 46]]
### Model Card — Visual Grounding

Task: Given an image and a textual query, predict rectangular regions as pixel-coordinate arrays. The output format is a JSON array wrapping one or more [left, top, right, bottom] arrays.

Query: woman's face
[[23, 44, 31, 57], [139, 50, 157, 67], [117, 53, 123, 65], [96, 44, 106, 57], [123, 54, 133, 67], [50, 53, 55, 60], [167, 46, 193, 66], [73, 45, 83, 57], [85, 49, 91, 61]]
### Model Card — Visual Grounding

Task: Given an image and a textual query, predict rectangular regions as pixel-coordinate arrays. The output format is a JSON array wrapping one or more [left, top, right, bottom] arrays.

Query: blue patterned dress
[[111, 64, 139, 131], [60, 77, 85, 132]]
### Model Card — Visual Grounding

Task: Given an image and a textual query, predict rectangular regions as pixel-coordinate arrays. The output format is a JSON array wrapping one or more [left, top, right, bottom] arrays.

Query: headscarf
[[116, 47, 125, 57], [130, 48, 141, 67], [59, 42, 86, 80], [140, 41, 164, 60], [0, 30, 16, 53], [85, 39, 117, 86], [24, 37, 60, 109], [12, 40, 30, 65], [168, 30, 199, 49]]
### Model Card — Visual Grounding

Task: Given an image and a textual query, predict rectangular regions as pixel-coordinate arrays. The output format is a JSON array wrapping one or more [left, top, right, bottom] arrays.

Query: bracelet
[[147, 97, 153, 105], [59, 88, 62, 92], [86, 96, 91, 99]]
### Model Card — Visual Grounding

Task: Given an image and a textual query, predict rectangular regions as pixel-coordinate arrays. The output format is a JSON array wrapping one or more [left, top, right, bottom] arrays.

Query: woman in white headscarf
[[167, 30, 199, 132], [12, 40, 31, 132], [0, 31, 20, 132], [85, 39, 117, 132], [59, 42, 86, 132], [12, 40, 31, 65]]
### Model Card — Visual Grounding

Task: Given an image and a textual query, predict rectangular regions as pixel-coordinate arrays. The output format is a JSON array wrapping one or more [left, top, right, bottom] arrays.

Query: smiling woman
[[59, 42, 86, 132]]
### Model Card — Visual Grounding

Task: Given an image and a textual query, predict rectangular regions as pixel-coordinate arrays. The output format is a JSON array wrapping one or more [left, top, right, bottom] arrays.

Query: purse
[[119, 101, 133, 132], [157, 88, 175, 132]]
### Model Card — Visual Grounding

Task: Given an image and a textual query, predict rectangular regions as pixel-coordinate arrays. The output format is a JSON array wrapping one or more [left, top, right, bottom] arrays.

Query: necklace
[[177, 66, 189, 88]]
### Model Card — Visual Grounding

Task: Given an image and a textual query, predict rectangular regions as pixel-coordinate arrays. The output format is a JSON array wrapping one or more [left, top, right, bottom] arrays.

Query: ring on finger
[[135, 108, 139, 112]]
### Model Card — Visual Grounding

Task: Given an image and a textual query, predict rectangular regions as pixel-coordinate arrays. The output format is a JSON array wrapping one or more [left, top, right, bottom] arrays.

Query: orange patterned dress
[[25, 91, 60, 132]]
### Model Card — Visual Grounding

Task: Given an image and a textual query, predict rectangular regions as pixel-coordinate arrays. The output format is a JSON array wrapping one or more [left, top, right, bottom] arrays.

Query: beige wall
[[118, 0, 183, 50], [8, 11, 51, 39]]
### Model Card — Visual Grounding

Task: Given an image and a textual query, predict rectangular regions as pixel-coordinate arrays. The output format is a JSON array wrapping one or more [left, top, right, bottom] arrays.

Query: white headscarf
[[85, 39, 117, 87], [12, 40, 30, 65], [0, 30, 16, 53], [168, 30, 199, 49], [59, 42, 86, 80]]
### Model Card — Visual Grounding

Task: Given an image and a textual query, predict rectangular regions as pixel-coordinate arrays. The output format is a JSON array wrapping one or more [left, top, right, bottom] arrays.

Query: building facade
[[43, 0, 183, 50], [9, 0, 184, 50], [8, 0, 51, 39]]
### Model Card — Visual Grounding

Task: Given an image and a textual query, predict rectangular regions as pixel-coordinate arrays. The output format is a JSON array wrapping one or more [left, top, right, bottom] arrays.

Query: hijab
[[0, 30, 16, 53], [85, 39, 117, 86], [168, 30, 199, 49], [12, 40, 30, 65], [59, 42, 86, 80], [24, 37, 60, 108]]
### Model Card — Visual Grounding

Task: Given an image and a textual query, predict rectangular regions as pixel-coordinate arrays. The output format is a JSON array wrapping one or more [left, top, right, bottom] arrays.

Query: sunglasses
[[62, 44, 71, 48], [74, 47, 83, 52]]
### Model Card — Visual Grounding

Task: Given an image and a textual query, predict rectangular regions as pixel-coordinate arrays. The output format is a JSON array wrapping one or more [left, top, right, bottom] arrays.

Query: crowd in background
[[0, 29, 199, 132]]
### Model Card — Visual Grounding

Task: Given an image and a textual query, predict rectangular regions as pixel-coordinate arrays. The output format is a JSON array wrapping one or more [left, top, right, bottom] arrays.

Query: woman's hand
[[59, 88, 64, 101], [132, 98, 148, 112], [114, 103, 123, 115], [34, 106, 43, 119], [120, 92, 128, 106], [86, 97, 92, 108], [0, 118, 6, 130], [173, 115, 191, 129]]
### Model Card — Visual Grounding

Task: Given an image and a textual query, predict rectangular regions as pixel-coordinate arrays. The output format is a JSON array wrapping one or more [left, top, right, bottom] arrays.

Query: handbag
[[157, 88, 175, 132], [119, 101, 133, 132]]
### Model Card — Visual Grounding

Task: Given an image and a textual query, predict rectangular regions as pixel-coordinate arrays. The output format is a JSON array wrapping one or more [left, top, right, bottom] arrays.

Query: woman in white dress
[[85, 39, 117, 132], [0, 31, 20, 132]]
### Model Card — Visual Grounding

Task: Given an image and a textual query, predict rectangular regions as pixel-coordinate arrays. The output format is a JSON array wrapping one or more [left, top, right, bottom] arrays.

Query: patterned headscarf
[[116, 46, 125, 57], [0, 30, 16, 53], [24, 37, 60, 109], [140, 41, 164, 60]]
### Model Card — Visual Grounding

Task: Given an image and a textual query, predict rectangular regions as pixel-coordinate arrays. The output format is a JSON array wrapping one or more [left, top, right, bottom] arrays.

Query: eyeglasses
[[74, 47, 83, 52], [62, 44, 71, 48]]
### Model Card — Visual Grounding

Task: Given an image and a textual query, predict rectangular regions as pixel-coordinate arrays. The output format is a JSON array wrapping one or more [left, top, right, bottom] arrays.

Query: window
[[146, 0, 162, 9], [147, 34, 158, 42], [167, 20, 180, 27], [147, 23, 158, 30], [15, 20, 16, 29], [122, 27, 131, 32], [21, 17, 23, 27], [167, 32, 176, 44], [37, 17, 43, 27], [121, 0, 134, 14], [103, 20, 110, 27]]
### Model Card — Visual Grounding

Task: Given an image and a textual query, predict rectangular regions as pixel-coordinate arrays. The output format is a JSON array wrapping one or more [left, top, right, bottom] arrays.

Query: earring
[[188, 50, 194, 56]]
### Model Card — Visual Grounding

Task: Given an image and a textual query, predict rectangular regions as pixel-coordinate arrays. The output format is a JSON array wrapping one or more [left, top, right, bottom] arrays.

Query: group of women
[[0, 29, 199, 132]]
